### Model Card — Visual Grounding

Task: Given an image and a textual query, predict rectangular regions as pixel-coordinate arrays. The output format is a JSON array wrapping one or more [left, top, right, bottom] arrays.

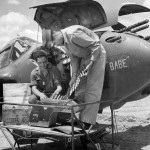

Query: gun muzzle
[[117, 19, 149, 33], [131, 24, 149, 33]]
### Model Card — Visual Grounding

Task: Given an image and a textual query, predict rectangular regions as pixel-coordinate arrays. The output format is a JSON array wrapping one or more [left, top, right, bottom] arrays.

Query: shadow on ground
[[105, 124, 150, 150]]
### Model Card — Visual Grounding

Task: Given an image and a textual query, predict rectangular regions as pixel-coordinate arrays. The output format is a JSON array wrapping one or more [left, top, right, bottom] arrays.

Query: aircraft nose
[[139, 39, 150, 79], [0, 72, 16, 83], [0, 66, 19, 83]]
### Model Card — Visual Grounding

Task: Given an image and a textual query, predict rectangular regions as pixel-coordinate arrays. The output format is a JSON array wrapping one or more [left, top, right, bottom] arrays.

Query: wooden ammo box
[[2, 83, 31, 125], [2, 83, 59, 127]]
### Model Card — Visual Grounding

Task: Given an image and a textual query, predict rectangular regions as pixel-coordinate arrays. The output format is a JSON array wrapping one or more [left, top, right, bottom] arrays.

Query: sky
[[0, 0, 150, 49]]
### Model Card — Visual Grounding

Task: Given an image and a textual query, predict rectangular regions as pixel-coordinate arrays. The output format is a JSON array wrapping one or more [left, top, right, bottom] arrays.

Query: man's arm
[[52, 85, 62, 97], [30, 70, 47, 101], [32, 86, 47, 101], [51, 66, 62, 98], [69, 55, 80, 87]]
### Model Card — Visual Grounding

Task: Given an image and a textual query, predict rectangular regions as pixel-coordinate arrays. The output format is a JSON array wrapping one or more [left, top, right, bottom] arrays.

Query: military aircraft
[[28, 0, 150, 109], [0, 0, 150, 119]]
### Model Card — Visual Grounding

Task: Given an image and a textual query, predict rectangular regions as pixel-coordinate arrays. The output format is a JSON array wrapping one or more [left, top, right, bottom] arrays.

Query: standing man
[[29, 50, 62, 104], [42, 25, 106, 127]]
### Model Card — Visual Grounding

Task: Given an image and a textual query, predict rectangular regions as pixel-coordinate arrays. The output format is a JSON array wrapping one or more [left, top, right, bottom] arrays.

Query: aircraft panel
[[33, 1, 107, 30]]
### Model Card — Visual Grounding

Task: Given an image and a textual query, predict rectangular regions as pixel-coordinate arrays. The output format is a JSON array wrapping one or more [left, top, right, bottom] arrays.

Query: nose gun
[[117, 19, 149, 33]]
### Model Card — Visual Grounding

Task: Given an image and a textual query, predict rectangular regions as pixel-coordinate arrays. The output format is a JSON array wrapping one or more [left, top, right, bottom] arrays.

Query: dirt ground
[[1, 96, 150, 150]]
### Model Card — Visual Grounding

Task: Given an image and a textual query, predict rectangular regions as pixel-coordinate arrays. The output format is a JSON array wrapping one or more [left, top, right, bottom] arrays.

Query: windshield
[[10, 40, 31, 61], [0, 39, 31, 68], [0, 47, 11, 68]]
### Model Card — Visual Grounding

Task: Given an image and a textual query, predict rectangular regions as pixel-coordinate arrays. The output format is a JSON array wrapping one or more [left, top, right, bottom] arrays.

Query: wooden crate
[[2, 105, 31, 125], [2, 83, 31, 125], [3, 83, 31, 104]]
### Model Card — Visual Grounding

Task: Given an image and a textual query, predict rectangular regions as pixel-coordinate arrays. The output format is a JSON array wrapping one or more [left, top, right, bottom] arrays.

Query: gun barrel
[[131, 24, 149, 33], [117, 19, 149, 33]]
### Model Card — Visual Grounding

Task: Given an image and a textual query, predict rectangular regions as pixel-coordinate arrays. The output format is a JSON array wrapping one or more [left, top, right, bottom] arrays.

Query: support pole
[[71, 107, 75, 150], [110, 102, 114, 150]]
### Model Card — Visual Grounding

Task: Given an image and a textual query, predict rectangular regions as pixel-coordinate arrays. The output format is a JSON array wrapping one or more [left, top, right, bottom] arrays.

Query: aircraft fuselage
[[99, 31, 150, 108]]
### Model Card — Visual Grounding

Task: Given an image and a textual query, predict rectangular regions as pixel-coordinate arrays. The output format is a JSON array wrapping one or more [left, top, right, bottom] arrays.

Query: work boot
[[82, 122, 91, 130]]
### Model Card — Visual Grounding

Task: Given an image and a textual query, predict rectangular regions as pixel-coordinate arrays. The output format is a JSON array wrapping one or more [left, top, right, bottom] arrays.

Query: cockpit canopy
[[0, 37, 37, 68], [33, 0, 107, 30], [32, 0, 150, 31]]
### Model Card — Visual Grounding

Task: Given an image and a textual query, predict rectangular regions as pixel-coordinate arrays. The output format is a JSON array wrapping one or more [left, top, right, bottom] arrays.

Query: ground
[[1, 96, 150, 150]]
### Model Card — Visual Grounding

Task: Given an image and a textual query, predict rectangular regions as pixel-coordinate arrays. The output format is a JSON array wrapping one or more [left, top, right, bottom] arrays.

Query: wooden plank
[[3, 83, 31, 104], [3, 83, 30, 97], [1, 124, 73, 137], [4, 97, 29, 104], [1, 124, 109, 137], [52, 125, 82, 134]]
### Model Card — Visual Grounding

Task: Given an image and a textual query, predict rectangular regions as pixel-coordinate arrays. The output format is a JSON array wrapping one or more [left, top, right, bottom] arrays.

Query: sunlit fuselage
[[98, 31, 150, 109]]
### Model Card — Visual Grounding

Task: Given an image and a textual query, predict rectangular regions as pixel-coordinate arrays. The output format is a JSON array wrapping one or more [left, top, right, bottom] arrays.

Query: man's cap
[[32, 50, 47, 60]]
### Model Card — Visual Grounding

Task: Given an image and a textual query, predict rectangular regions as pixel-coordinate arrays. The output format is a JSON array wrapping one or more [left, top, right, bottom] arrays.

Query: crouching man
[[29, 50, 62, 104], [28, 50, 62, 122]]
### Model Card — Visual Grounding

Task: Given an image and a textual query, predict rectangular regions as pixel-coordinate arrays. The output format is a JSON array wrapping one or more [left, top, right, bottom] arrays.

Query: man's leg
[[79, 50, 106, 125], [28, 94, 44, 121]]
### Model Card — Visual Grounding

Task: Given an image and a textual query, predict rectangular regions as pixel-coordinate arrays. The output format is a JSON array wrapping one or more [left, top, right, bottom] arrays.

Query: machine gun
[[117, 19, 149, 33], [130, 24, 149, 33], [107, 19, 149, 42]]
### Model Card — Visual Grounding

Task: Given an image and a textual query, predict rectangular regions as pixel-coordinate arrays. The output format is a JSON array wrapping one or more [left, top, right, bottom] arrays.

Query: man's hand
[[51, 90, 60, 99], [39, 93, 47, 101], [51, 85, 62, 99], [69, 74, 77, 87]]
